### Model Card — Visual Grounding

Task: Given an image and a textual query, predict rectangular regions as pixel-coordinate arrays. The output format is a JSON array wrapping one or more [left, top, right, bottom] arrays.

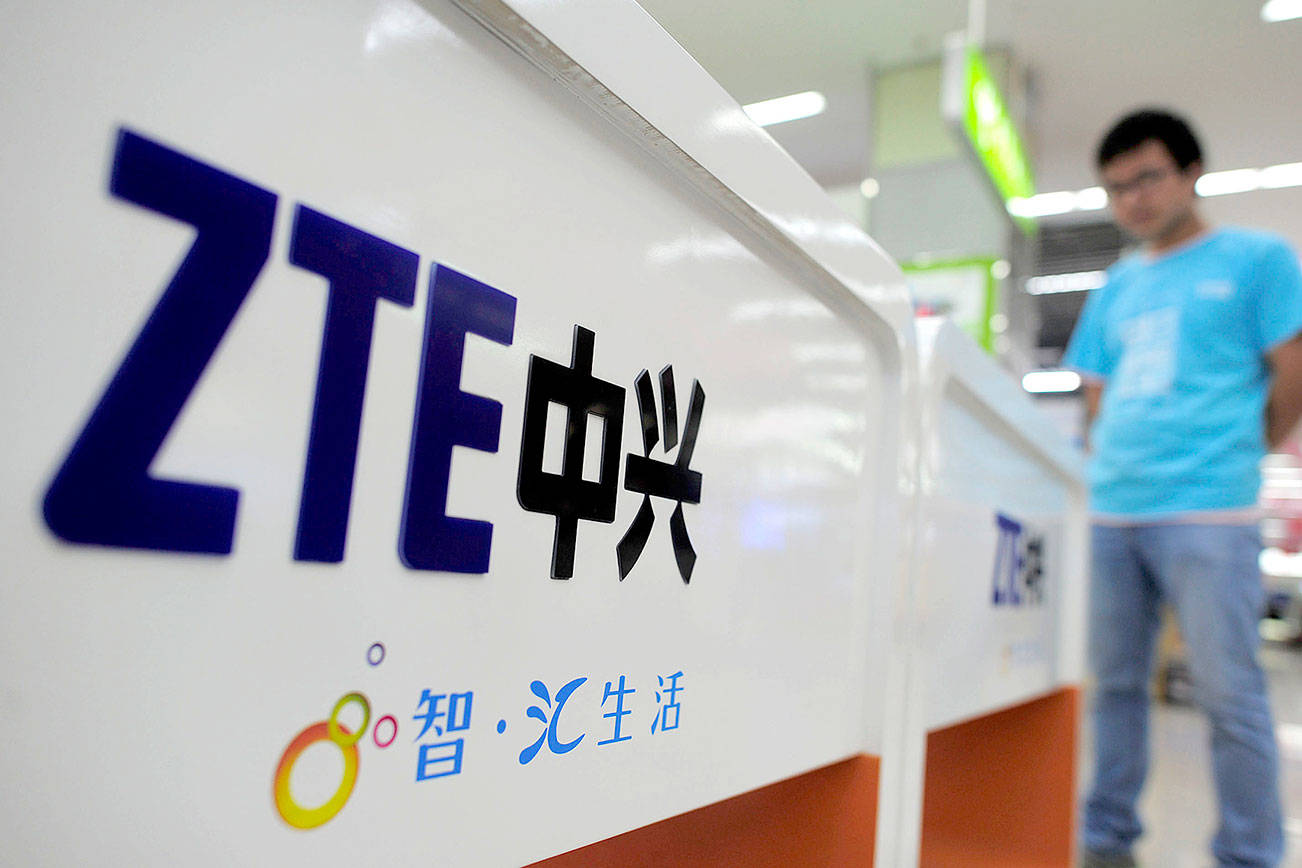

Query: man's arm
[[1267, 333, 1302, 449], [1081, 380, 1103, 453]]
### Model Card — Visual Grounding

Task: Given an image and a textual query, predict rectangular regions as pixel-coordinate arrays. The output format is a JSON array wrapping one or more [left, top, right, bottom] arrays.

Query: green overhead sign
[[945, 43, 1037, 234]]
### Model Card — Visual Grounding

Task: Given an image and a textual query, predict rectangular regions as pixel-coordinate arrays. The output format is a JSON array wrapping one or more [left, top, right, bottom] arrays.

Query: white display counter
[[898, 318, 1088, 866], [0, 1, 917, 865]]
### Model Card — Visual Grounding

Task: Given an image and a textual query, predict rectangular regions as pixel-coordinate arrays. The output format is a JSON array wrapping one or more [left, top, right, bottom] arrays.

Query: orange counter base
[[920, 687, 1081, 868], [530, 754, 880, 867]]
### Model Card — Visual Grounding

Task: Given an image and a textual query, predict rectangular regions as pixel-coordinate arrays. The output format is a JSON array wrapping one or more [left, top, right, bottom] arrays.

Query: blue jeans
[[1084, 523, 1283, 866]]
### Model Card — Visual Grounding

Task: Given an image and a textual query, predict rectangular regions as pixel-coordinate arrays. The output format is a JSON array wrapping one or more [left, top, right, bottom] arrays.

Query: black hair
[[1095, 109, 1203, 170]]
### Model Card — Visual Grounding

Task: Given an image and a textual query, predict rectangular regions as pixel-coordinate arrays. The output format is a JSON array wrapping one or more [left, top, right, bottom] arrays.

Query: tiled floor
[[1081, 642, 1302, 867]]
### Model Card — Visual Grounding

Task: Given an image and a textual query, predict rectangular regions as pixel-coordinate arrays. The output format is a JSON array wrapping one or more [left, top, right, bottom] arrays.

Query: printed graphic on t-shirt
[[1195, 279, 1234, 300], [1112, 306, 1178, 399]]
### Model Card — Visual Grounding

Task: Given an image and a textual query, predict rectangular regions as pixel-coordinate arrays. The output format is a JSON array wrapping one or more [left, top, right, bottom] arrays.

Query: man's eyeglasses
[[1102, 167, 1179, 198]]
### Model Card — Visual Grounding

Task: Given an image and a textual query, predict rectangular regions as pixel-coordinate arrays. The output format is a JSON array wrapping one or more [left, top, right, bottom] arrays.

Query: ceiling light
[[1006, 158, 1302, 223], [1196, 168, 1261, 197], [1025, 271, 1108, 295], [1007, 191, 1077, 218], [1022, 370, 1082, 394], [1076, 187, 1108, 210], [991, 260, 1011, 280], [859, 177, 881, 199], [1262, 0, 1302, 22], [1260, 162, 1302, 189], [742, 91, 827, 127]]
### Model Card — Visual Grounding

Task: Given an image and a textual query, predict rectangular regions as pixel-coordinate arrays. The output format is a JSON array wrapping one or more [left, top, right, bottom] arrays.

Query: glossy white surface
[[895, 317, 1088, 864], [912, 318, 1087, 724], [0, 1, 913, 864], [456, 0, 914, 323]]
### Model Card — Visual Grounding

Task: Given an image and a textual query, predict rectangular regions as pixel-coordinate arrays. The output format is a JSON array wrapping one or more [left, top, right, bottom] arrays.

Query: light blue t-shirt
[[1063, 227, 1302, 517]]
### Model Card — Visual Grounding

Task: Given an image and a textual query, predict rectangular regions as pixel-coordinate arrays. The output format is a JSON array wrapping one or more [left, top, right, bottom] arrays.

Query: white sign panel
[[913, 319, 1086, 730], [0, 1, 913, 864]]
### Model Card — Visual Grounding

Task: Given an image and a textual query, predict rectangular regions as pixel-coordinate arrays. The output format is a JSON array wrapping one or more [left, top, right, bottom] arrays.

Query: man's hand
[[1082, 380, 1103, 453], [1267, 333, 1302, 449]]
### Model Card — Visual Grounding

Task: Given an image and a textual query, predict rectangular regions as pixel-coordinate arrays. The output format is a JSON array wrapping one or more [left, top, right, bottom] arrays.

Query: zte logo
[[991, 512, 1045, 607], [43, 129, 705, 582]]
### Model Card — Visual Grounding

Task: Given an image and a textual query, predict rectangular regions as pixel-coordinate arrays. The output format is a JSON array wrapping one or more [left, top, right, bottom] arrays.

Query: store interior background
[[633, 0, 1302, 863]]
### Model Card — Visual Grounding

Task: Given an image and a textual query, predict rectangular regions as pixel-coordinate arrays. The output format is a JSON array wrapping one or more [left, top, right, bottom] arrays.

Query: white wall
[[1200, 186, 1302, 255]]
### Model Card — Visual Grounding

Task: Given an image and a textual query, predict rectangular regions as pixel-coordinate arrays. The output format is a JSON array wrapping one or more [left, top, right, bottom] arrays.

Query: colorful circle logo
[[273, 645, 396, 830], [273, 717, 361, 829]]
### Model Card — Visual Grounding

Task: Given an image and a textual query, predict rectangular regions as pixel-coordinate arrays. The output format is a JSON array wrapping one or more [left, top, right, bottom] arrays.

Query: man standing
[[1066, 109, 1302, 868]]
